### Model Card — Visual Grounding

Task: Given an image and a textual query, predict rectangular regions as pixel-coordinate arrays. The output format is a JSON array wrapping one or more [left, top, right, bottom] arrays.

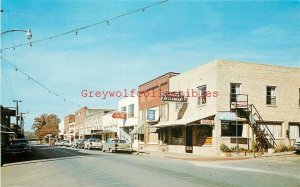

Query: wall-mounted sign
[[147, 110, 155, 121], [161, 91, 187, 102], [218, 112, 237, 121], [112, 112, 127, 119], [200, 119, 214, 125]]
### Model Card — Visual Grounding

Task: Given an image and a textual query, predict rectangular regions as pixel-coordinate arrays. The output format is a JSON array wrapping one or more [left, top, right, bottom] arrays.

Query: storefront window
[[221, 121, 243, 137], [170, 127, 184, 145], [195, 125, 212, 146], [160, 128, 169, 144]]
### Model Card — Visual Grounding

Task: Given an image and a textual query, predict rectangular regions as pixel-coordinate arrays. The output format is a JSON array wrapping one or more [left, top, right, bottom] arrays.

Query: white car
[[294, 139, 300, 153], [102, 138, 133, 153], [84, 138, 102, 150]]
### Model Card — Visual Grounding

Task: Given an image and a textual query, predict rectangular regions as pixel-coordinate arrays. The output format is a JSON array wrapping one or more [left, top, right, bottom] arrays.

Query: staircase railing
[[119, 128, 131, 143], [248, 104, 277, 148]]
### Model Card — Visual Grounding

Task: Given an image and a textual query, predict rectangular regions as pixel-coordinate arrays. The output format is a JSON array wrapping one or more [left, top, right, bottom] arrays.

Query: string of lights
[[1, 57, 82, 108], [0, 0, 169, 51]]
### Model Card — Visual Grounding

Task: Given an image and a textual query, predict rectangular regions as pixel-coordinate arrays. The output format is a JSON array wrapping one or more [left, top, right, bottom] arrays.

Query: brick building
[[138, 72, 179, 150]]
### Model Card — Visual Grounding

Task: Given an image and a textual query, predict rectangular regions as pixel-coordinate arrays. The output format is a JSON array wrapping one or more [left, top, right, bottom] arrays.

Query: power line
[[1, 57, 81, 108], [0, 0, 169, 51]]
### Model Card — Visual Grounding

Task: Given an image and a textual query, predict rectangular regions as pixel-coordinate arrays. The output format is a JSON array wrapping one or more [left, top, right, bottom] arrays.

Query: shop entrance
[[186, 126, 193, 153]]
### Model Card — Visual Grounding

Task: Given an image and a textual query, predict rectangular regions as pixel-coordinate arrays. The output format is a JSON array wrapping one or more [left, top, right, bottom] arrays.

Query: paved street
[[1, 145, 300, 187]]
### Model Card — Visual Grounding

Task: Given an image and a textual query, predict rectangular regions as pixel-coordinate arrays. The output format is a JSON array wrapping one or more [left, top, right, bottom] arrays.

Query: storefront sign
[[147, 110, 155, 121], [218, 112, 237, 121], [200, 120, 214, 125], [161, 91, 187, 102], [112, 112, 127, 119]]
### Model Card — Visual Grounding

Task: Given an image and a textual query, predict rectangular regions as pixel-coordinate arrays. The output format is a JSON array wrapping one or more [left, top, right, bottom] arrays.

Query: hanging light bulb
[[26, 29, 32, 40]]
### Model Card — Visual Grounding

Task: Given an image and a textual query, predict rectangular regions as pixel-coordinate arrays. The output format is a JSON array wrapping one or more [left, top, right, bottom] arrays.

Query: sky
[[1, 0, 299, 131]]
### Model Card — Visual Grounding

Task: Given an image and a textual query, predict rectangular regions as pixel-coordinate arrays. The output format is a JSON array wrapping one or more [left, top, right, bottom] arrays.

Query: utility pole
[[13, 100, 22, 132], [19, 112, 27, 134]]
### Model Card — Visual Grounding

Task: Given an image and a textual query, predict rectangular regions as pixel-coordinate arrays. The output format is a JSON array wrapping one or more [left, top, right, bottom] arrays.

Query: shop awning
[[153, 116, 203, 128]]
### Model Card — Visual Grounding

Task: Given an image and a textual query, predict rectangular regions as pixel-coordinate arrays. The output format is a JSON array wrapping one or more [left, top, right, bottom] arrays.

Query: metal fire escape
[[230, 94, 277, 151]]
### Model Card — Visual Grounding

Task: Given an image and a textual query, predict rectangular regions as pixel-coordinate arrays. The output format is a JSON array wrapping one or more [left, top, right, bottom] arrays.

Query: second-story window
[[128, 104, 134, 118], [266, 86, 276, 105], [230, 83, 241, 102], [198, 85, 207, 105], [121, 106, 126, 112]]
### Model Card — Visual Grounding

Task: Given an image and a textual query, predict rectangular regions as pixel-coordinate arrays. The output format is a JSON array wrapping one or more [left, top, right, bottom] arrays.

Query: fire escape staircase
[[230, 94, 277, 151], [119, 127, 131, 143]]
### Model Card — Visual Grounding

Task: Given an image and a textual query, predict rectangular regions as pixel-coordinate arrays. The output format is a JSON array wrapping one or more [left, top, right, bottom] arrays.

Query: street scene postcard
[[1, 0, 300, 187]]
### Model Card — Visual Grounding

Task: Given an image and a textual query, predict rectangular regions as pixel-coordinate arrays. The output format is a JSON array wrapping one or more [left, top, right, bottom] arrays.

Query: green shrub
[[220, 143, 231, 152], [274, 143, 295, 153]]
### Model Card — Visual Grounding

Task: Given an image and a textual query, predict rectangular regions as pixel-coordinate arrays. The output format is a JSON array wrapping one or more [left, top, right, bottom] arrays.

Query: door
[[186, 126, 193, 153]]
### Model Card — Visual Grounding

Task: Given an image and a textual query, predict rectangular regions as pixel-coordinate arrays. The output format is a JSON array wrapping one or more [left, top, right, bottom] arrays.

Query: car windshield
[[13, 140, 28, 144], [119, 140, 126, 143]]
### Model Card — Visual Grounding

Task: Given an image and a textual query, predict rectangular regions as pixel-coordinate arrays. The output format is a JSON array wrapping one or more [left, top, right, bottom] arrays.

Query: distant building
[[85, 109, 114, 140], [58, 121, 64, 139]]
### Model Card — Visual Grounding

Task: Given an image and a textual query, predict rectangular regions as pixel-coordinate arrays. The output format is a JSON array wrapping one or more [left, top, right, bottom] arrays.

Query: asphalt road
[[1, 145, 300, 187]]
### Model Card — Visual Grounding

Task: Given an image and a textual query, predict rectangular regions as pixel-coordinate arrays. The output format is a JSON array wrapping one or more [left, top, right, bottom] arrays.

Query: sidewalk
[[134, 150, 298, 161], [134, 150, 251, 161]]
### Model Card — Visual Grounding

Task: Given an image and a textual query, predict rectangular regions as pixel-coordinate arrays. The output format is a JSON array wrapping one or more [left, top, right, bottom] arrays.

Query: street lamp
[[1, 29, 32, 40]]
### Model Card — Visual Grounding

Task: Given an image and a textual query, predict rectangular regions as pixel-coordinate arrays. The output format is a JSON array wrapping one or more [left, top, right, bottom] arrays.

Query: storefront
[[155, 116, 215, 155]]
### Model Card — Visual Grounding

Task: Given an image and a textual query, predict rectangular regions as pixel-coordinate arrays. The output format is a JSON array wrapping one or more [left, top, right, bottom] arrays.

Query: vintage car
[[59, 140, 71, 147], [84, 138, 102, 150], [294, 139, 300, 153], [102, 138, 133, 153], [78, 139, 87, 149], [71, 139, 84, 148], [6, 138, 31, 155]]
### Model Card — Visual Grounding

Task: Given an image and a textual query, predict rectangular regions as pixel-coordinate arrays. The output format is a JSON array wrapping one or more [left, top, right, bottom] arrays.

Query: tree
[[32, 113, 60, 141]]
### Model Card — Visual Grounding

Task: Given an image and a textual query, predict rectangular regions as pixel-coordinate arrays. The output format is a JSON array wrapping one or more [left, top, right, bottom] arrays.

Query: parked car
[[54, 140, 62, 146], [6, 138, 31, 155], [102, 138, 133, 153], [60, 140, 71, 147], [71, 139, 84, 148], [84, 138, 102, 150], [78, 139, 87, 149], [294, 139, 300, 153]]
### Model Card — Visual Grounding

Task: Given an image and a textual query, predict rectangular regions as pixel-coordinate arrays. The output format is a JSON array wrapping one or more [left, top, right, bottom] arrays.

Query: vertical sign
[[147, 110, 155, 121]]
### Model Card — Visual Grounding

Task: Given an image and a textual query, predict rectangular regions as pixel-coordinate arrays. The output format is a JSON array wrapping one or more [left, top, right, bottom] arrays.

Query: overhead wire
[[1, 57, 81, 108], [0, 0, 169, 51]]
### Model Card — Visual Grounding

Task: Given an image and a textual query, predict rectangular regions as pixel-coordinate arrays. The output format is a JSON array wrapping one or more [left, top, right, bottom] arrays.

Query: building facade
[[154, 60, 300, 155], [85, 109, 114, 140], [138, 72, 179, 150], [117, 96, 140, 149]]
